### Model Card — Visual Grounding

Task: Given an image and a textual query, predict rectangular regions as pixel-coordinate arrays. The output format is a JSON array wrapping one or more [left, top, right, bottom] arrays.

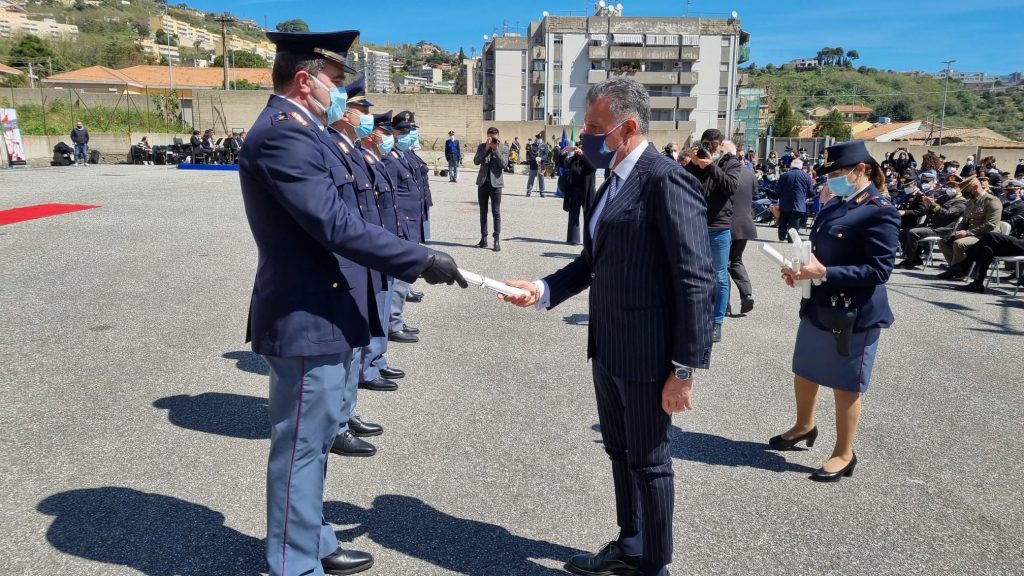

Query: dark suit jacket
[[777, 169, 814, 213], [544, 144, 715, 381], [561, 152, 596, 214], [474, 142, 509, 188], [238, 95, 428, 358], [732, 166, 758, 240]]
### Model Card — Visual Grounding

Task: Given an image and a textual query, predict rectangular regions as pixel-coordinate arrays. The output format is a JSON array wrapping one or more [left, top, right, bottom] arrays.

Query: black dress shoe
[[403, 325, 420, 334], [476, 237, 488, 248], [348, 416, 383, 437], [566, 541, 640, 576], [768, 426, 818, 451], [388, 330, 419, 343], [809, 453, 857, 482], [740, 296, 755, 314], [405, 292, 423, 303], [330, 431, 376, 457], [358, 376, 398, 391], [322, 546, 374, 575], [493, 238, 501, 252], [409, 290, 424, 299], [937, 267, 965, 280], [954, 282, 986, 293], [379, 367, 405, 379]]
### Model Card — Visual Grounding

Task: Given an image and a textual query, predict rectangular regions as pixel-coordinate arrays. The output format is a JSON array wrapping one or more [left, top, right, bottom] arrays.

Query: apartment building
[[149, 15, 217, 52], [217, 35, 276, 62], [0, 10, 78, 41], [351, 46, 391, 93], [138, 39, 180, 64], [479, 11, 749, 139]]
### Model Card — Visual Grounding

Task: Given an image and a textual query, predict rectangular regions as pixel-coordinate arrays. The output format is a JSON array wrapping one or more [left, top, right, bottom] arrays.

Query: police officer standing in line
[[405, 118, 434, 247], [238, 30, 467, 576], [385, 111, 426, 343]]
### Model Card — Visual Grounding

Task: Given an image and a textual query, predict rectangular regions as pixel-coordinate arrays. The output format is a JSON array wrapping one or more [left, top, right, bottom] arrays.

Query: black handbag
[[807, 294, 859, 356]]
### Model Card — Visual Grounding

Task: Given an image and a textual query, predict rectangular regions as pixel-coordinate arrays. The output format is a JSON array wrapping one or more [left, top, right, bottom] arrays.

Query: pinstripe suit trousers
[[592, 360, 674, 567]]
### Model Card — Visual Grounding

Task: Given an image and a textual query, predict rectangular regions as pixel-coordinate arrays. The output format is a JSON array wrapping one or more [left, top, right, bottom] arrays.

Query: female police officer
[[769, 140, 900, 482]]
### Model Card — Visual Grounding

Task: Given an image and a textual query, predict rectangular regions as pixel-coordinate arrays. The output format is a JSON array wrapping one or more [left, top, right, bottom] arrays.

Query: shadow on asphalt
[[325, 495, 584, 575], [223, 351, 269, 375], [541, 251, 580, 259], [426, 240, 482, 249], [38, 487, 266, 575], [563, 313, 589, 326], [153, 392, 269, 440], [506, 236, 569, 246]]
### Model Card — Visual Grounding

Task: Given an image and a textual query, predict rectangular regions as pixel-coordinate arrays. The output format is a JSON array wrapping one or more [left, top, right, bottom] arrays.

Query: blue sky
[[187, 0, 1024, 74]]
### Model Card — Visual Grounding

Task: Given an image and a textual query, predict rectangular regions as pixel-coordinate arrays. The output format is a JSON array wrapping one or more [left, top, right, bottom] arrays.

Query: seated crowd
[[128, 129, 247, 166]]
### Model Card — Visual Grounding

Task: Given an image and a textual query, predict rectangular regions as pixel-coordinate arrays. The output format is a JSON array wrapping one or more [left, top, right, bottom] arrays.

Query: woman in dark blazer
[[558, 143, 596, 246], [772, 140, 900, 482]]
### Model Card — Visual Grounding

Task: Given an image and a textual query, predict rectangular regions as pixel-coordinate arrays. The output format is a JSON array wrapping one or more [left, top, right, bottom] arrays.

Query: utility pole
[[27, 61, 34, 89], [939, 58, 956, 146], [214, 14, 236, 90]]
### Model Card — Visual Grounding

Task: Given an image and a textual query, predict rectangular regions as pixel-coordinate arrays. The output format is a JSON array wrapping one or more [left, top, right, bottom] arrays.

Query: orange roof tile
[[44, 65, 141, 86], [852, 121, 919, 141], [43, 65, 272, 89], [0, 62, 22, 75], [833, 104, 873, 114]]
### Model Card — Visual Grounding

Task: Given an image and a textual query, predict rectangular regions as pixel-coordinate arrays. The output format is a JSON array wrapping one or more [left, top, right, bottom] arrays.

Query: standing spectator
[[776, 158, 814, 241], [444, 130, 461, 182], [663, 142, 680, 160], [70, 120, 89, 166], [510, 136, 521, 159], [766, 149, 779, 175], [473, 126, 509, 251], [1014, 158, 1024, 179], [526, 141, 547, 197], [960, 155, 976, 178], [558, 142, 595, 246], [686, 128, 740, 343], [726, 141, 757, 314]]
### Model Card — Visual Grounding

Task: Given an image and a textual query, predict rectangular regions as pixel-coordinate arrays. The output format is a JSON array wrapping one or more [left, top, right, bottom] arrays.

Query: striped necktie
[[606, 173, 620, 204]]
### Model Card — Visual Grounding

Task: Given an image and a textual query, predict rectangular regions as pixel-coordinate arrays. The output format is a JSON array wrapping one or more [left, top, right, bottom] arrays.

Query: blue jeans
[[707, 228, 732, 325], [74, 143, 88, 164]]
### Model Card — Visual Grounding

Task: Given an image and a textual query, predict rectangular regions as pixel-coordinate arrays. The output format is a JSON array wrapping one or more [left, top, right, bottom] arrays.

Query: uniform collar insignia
[[288, 111, 309, 127], [363, 152, 375, 164], [271, 111, 289, 125], [853, 190, 871, 205], [338, 141, 350, 154]]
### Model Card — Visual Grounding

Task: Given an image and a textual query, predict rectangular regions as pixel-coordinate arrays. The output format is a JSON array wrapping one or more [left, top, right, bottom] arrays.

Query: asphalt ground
[[1, 164, 1022, 576]]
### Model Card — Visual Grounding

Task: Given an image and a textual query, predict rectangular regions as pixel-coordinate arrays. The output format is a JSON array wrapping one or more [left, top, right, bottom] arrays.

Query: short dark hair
[[700, 129, 723, 143], [272, 51, 327, 92], [487, 127, 499, 135]]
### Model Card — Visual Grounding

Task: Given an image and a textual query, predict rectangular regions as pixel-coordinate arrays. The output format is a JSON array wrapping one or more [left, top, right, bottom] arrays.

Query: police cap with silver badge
[[345, 75, 373, 107], [265, 30, 360, 74], [373, 110, 393, 133]]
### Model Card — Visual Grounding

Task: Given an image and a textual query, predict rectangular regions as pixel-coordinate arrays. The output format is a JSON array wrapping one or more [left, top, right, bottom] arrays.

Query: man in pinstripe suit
[[502, 78, 715, 576]]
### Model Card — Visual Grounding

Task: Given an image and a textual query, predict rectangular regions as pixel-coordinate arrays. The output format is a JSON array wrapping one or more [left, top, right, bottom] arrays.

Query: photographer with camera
[[473, 127, 510, 251]]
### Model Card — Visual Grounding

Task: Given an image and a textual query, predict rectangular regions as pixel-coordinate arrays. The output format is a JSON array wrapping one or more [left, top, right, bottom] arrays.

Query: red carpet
[[0, 203, 100, 226]]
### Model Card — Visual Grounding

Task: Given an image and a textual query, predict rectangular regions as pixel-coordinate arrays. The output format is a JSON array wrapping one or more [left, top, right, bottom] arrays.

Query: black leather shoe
[[937, 267, 965, 280], [388, 330, 419, 343], [322, 546, 374, 575], [493, 238, 501, 252], [348, 416, 383, 437], [358, 376, 398, 391], [954, 282, 985, 293], [409, 290, 424, 299], [809, 453, 857, 482], [768, 426, 818, 451], [330, 431, 376, 457], [405, 292, 423, 303], [379, 367, 405, 379], [476, 237, 488, 248], [712, 323, 722, 342], [403, 325, 420, 334], [566, 541, 640, 576], [740, 296, 755, 314]]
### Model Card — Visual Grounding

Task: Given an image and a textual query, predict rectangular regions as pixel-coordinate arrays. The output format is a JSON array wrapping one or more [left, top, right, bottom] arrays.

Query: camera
[[490, 136, 500, 145], [697, 146, 711, 159]]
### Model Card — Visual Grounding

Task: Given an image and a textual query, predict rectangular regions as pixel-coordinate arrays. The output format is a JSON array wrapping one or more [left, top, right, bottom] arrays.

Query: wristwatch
[[674, 365, 694, 381]]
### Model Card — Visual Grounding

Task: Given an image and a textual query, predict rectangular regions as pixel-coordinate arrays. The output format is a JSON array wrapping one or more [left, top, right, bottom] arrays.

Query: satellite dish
[[731, 10, 738, 18], [598, 0, 606, 7]]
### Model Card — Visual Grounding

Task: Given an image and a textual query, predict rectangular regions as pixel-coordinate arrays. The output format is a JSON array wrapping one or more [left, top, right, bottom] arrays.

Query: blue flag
[[560, 128, 568, 150]]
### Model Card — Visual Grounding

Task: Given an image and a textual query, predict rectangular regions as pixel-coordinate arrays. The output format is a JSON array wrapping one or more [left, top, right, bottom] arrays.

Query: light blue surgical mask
[[309, 76, 347, 125], [378, 134, 395, 154], [354, 111, 374, 139], [827, 171, 858, 197], [409, 129, 420, 145], [395, 132, 415, 151]]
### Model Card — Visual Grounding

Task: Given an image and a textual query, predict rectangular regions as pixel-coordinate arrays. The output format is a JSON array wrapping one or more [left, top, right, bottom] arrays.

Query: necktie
[[606, 173, 620, 204]]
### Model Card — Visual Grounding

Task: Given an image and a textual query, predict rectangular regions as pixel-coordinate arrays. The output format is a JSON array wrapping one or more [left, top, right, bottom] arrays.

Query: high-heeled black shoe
[[809, 453, 857, 483], [768, 426, 818, 451]]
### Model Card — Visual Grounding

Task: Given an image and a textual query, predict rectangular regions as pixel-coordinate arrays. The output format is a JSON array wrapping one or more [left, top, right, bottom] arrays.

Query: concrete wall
[[18, 132, 193, 163]]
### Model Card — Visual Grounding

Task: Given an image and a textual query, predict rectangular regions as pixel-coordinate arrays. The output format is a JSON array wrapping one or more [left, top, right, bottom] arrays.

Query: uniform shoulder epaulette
[[270, 111, 289, 125], [852, 190, 872, 205], [869, 196, 891, 207], [337, 140, 350, 154], [390, 151, 400, 159], [362, 151, 376, 164], [288, 111, 309, 127]]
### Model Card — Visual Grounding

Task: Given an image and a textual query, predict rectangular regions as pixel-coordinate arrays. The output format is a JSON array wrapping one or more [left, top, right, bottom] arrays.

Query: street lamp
[[939, 58, 956, 146]]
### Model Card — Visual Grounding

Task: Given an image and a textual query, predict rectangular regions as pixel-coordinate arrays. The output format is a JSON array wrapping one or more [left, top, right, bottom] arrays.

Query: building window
[[719, 63, 730, 72], [651, 109, 673, 121], [680, 34, 699, 46], [678, 110, 691, 121], [721, 37, 731, 46], [717, 112, 727, 119], [719, 86, 729, 96]]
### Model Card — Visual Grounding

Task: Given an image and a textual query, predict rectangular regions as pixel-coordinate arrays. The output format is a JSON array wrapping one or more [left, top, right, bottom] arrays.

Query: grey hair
[[586, 77, 650, 135], [721, 140, 738, 155]]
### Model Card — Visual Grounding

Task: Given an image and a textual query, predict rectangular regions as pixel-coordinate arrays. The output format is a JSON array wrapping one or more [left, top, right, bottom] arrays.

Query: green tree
[[873, 98, 914, 121], [101, 39, 147, 68], [213, 51, 268, 68], [771, 97, 799, 137], [9, 35, 55, 63], [813, 109, 851, 140], [846, 50, 859, 68], [155, 29, 179, 46], [229, 78, 261, 90], [275, 19, 309, 32]]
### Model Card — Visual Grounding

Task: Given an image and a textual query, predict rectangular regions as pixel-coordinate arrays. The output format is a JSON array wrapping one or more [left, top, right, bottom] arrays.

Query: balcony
[[587, 69, 609, 84], [649, 120, 678, 131], [609, 46, 680, 60], [532, 45, 546, 59], [648, 96, 678, 109], [738, 45, 750, 63], [588, 45, 608, 60], [679, 46, 700, 60], [677, 96, 698, 109], [609, 70, 678, 84], [531, 70, 545, 85], [677, 120, 697, 135], [678, 71, 699, 85]]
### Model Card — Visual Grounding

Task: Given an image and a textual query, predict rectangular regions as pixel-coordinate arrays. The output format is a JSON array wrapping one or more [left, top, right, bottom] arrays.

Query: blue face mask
[[579, 120, 626, 170], [827, 171, 858, 197], [395, 132, 415, 151], [309, 76, 347, 124], [409, 129, 420, 146], [379, 134, 394, 154], [354, 112, 374, 139]]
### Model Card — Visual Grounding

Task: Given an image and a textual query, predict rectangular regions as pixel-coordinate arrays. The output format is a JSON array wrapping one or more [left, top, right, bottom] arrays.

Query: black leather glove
[[421, 249, 468, 287]]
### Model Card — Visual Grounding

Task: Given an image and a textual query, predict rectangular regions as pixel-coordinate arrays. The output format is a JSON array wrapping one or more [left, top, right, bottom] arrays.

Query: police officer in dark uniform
[[403, 112, 430, 303], [771, 140, 900, 483], [384, 111, 425, 343], [238, 30, 466, 576]]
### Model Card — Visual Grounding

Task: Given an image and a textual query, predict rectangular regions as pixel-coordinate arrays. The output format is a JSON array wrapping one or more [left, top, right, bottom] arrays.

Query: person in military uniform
[[238, 30, 466, 576], [937, 176, 1002, 280], [383, 110, 426, 343], [894, 175, 967, 269], [772, 141, 900, 483]]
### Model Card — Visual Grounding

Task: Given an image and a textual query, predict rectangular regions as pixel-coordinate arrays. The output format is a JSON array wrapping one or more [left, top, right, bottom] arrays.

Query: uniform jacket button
[[590, 273, 596, 279], [332, 282, 339, 288]]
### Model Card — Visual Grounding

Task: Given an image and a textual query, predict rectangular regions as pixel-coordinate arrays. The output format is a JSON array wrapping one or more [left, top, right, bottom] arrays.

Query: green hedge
[[8, 98, 186, 135]]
